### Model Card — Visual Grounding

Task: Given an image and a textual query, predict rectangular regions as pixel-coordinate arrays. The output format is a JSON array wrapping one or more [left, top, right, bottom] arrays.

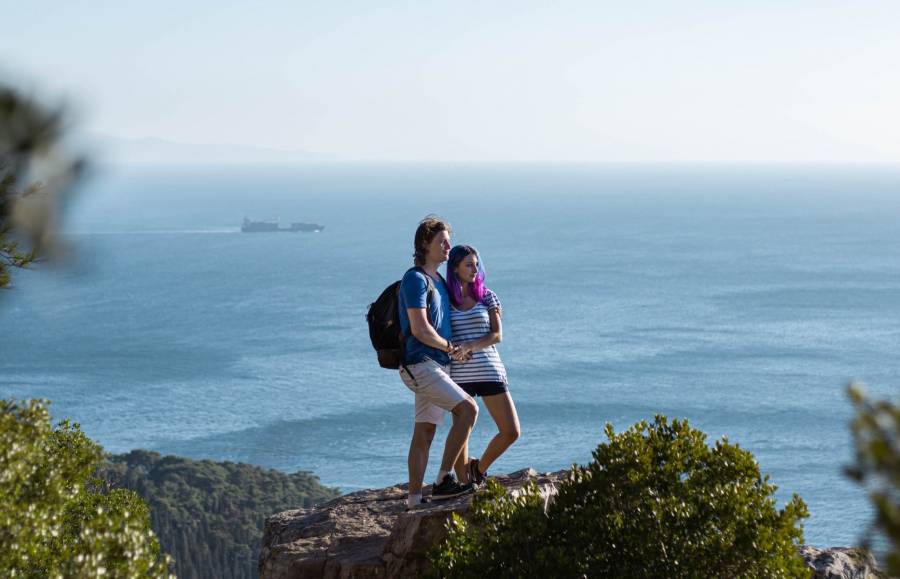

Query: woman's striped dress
[[449, 289, 507, 384]]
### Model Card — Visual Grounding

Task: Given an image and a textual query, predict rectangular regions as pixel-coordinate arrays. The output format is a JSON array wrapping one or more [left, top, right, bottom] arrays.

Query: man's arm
[[407, 307, 453, 353]]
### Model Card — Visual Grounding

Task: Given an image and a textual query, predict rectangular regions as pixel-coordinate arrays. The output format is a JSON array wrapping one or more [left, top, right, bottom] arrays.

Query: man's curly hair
[[413, 215, 452, 266]]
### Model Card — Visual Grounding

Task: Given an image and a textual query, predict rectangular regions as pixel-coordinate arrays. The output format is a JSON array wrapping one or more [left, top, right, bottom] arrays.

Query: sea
[[1, 162, 898, 547]]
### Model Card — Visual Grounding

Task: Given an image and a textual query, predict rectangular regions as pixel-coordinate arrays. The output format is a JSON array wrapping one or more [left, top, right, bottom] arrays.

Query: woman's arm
[[458, 308, 502, 357]]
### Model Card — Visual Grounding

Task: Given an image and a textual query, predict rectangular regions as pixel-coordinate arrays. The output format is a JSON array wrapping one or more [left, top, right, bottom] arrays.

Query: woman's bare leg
[[440, 398, 478, 476], [478, 392, 520, 474]]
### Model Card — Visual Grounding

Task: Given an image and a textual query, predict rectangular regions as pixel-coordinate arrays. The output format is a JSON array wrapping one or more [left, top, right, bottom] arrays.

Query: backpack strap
[[402, 267, 436, 342], [410, 266, 436, 310]]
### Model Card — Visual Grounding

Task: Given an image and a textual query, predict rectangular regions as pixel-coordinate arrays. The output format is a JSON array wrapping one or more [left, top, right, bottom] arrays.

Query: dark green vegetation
[[98, 450, 340, 579], [0, 399, 171, 578], [0, 400, 338, 579], [848, 385, 900, 576], [432, 416, 809, 579]]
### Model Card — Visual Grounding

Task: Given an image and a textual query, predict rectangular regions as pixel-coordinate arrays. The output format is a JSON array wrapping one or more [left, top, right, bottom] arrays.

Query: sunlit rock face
[[258, 468, 560, 579], [801, 546, 885, 579]]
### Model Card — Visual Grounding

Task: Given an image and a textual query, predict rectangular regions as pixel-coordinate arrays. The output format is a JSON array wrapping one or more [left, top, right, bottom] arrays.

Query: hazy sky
[[3, 1, 899, 161]]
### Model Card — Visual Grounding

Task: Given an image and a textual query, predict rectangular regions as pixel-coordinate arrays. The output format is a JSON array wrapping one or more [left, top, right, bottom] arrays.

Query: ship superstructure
[[241, 218, 324, 233]]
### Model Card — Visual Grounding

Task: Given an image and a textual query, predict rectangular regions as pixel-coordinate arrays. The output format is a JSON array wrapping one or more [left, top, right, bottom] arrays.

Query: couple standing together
[[398, 216, 520, 510]]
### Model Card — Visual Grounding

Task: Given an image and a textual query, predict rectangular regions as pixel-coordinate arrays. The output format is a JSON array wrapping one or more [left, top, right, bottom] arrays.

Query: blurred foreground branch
[[0, 86, 83, 289], [848, 383, 900, 576]]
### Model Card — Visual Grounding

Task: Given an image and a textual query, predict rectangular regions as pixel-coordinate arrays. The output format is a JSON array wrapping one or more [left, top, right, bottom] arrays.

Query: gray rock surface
[[259, 467, 886, 579], [259, 468, 560, 579], [800, 546, 887, 579]]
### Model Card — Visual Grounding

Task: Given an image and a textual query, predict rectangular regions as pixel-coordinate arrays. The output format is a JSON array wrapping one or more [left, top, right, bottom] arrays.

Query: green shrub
[[432, 415, 808, 578], [847, 384, 900, 576], [0, 399, 171, 578]]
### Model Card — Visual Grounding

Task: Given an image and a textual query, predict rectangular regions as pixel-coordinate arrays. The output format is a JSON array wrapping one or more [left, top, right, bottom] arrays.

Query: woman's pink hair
[[447, 245, 487, 308]]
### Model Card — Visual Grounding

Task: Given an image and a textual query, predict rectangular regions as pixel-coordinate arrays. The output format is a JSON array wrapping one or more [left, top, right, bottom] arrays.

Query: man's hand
[[451, 342, 474, 363]]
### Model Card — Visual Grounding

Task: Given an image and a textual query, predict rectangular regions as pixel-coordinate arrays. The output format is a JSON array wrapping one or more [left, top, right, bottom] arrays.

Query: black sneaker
[[467, 458, 486, 487], [431, 474, 474, 501]]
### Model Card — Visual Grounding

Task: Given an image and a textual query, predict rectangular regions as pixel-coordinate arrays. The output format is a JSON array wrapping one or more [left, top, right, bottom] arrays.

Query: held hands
[[449, 342, 473, 363]]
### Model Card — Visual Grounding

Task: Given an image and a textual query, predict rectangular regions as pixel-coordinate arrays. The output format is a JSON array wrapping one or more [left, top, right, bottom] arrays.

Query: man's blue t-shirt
[[398, 267, 452, 366]]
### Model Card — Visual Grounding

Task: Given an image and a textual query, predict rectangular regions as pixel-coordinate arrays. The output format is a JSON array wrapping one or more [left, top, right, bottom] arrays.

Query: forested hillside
[[98, 450, 339, 579]]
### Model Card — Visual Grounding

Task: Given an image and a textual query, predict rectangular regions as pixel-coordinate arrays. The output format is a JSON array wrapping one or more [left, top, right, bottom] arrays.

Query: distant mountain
[[84, 134, 336, 165]]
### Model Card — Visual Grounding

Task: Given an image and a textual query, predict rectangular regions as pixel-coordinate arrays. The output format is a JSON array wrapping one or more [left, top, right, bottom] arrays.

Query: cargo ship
[[241, 218, 324, 233]]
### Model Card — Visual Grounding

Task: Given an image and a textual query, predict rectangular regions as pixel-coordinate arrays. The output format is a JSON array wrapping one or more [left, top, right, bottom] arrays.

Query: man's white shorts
[[399, 358, 470, 425]]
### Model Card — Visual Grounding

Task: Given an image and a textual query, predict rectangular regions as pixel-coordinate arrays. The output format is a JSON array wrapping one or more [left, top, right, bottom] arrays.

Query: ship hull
[[241, 219, 324, 233]]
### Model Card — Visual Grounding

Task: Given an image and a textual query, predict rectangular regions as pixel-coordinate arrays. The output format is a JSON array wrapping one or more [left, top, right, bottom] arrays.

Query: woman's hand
[[452, 342, 474, 362], [448, 342, 466, 363]]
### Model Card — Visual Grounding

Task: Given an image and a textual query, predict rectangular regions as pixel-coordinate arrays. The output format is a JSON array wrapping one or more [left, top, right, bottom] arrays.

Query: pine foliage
[[0, 88, 81, 290], [98, 450, 340, 579]]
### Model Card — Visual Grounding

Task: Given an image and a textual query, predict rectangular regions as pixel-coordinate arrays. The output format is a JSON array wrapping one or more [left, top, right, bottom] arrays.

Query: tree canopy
[[98, 450, 340, 579]]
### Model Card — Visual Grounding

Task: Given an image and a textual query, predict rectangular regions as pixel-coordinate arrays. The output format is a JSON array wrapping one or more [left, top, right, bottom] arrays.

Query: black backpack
[[366, 267, 435, 369]]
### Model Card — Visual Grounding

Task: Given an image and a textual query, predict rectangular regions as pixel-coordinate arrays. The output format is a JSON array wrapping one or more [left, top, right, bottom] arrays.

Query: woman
[[446, 244, 520, 485]]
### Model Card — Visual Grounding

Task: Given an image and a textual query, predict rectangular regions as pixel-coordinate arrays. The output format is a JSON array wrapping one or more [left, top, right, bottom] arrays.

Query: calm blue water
[[2, 163, 899, 547]]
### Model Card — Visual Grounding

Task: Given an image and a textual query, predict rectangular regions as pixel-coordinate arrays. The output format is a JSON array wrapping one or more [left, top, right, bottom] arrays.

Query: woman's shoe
[[468, 458, 486, 487], [432, 474, 474, 500]]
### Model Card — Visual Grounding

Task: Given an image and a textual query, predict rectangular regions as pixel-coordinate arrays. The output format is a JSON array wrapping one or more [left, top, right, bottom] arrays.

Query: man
[[398, 215, 479, 509]]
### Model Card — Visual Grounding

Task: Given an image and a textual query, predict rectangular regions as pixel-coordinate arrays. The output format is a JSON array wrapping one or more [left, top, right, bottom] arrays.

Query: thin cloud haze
[[2, 0, 898, 162]]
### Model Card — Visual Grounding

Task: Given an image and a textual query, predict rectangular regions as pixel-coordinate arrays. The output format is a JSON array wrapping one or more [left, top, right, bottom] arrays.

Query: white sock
[[407, 493, 422, 508], [436, 470, 452, 484]]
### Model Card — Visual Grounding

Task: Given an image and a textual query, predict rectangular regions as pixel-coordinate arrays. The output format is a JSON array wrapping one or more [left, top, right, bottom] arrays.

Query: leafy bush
[[0, 398, 171, 578], [847, 384, 900, 576], [432, 415, 809, 578]]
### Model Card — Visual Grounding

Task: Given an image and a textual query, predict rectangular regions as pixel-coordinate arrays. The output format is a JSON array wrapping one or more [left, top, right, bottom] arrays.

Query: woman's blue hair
[[447, 245, 486, 308]]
